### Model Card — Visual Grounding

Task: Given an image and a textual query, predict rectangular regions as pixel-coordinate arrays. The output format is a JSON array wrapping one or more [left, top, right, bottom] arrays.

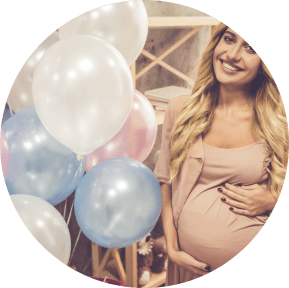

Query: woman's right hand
[[169, 249, 210, 276]]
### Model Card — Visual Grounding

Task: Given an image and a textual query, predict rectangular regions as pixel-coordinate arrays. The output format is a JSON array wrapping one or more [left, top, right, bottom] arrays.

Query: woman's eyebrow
[[225, 31, 236, 38], [244, 39, 251, 46]]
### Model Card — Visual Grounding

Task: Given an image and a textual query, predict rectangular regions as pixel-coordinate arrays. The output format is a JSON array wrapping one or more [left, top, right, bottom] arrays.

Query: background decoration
[[32, 35, 134, 155], [85, 89, 157, 171], [2, 108, 86, 206], [11, 194, 71, 264], [1, 129, 9, 178], [59, 0, 148, 67], [74, 157, 162, 248], [7, 31, 59, 113]]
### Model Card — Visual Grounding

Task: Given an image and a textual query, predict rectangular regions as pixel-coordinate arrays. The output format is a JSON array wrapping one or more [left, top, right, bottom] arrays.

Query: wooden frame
[[138, 17, 219, 87], [137, 26, 202, 85], [148, 16, 219, 28]]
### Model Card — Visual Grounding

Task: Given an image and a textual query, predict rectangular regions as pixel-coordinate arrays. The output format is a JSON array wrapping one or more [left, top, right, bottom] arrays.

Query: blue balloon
[[2, 108, 86, 206], [74, 157, 162, 248]]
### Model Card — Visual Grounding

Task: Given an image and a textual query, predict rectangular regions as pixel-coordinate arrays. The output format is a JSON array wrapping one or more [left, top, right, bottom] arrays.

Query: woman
[[154, 22, 288, 285]]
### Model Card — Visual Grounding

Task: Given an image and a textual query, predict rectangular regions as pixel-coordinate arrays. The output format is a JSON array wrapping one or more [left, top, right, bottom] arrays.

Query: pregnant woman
[[154, 22, 288, 285]]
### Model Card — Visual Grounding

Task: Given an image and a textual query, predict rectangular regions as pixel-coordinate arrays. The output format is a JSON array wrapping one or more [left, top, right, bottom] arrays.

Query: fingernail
[[235, 183, 242, 187], [221, 182, 226, 187], [205, 265, 211, 272], [217, 187, 223, 192], [229, 207, 234, 211], [221, 197, 226, 202]]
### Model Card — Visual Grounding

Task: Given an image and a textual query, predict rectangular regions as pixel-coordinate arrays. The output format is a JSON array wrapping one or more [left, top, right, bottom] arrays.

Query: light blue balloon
[[2, 108, 86, 206], [74, 157, 162, 248]]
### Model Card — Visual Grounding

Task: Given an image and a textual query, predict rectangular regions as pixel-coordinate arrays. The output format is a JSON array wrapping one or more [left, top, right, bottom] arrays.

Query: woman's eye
[[246, 46, 256, 53], [224, 36, 234, 43]]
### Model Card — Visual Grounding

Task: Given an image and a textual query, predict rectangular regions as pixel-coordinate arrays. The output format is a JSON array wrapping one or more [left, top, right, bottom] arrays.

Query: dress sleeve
[[154, 100, 175, 184]]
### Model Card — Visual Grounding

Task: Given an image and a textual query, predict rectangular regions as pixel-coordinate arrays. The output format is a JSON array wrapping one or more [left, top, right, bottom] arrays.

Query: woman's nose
[[227, 45, 242, 62]]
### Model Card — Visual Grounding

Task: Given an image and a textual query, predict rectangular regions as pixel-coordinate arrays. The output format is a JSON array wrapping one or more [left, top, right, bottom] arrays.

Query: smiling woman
[[154, 22, 288, 285]]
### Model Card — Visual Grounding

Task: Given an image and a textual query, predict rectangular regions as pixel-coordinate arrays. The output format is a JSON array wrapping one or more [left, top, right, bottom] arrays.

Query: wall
[[138, 0, 210, 93]]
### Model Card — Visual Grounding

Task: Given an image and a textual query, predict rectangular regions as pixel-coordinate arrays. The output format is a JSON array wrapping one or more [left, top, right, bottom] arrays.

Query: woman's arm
[[161, 183, 180, 253], [161, 183, 211, 275]]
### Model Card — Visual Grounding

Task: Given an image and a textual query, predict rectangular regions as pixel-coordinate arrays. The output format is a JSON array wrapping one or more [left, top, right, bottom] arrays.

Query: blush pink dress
[[177, 141, 270, 282], [154, 95, 271, 285]]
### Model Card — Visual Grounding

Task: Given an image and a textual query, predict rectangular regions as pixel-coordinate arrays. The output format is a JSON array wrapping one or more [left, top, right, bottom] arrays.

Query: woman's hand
[[168, 248, 210, 276], [218, 183, 277, 216]]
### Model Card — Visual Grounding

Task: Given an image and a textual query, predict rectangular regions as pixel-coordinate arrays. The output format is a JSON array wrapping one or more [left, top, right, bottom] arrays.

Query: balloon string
[[82, 256, 92, 273], [68, 229, 82, 266], [75, 161, 83, 177], [63, 198, 67, 220], [66, 200, 74, 226]]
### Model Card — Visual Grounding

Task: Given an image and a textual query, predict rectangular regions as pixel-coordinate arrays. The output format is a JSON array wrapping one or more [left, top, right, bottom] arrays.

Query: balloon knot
[[77, 154, 83, 161]]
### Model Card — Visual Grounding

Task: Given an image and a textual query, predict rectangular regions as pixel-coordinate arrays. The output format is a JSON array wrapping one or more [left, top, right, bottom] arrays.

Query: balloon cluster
[[1, 0, 162, 259]]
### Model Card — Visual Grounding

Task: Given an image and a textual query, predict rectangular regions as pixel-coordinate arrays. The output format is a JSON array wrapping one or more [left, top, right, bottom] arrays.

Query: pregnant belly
[[177, 188, 266, 271]]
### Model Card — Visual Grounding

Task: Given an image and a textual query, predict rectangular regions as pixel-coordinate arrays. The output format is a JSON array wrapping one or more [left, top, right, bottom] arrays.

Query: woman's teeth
[[222, 61, 239, 71]]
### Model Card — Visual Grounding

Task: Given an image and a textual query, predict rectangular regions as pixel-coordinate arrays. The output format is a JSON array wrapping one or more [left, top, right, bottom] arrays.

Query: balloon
[[74, 157, 162, 248], [32, 35, 134, 155], [8, 31, 59, 112], [11, 194, 71, 264], [2, 108, 86, 206], [1, 129, 9, 178], [85, 90, 157, 171], [59, 0, 148, 66]]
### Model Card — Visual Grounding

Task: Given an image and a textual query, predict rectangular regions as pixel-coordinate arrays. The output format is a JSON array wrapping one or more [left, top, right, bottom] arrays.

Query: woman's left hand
[[218, 183, 277, 216]]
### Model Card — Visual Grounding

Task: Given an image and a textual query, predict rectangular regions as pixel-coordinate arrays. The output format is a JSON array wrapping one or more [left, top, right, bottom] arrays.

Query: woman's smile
[[213, 28, 261, 88], [219, 59, 243, 73]]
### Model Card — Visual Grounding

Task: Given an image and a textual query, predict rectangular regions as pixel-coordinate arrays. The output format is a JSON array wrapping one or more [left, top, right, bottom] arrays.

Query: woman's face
[[213, 28, 261, 89]]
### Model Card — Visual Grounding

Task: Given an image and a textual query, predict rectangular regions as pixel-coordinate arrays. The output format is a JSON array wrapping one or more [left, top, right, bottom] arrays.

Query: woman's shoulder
[[167, 94, 191, 119]]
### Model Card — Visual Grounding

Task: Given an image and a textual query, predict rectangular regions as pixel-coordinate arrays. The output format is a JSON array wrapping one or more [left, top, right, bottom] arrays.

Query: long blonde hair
[[169, 23, 288, 197]]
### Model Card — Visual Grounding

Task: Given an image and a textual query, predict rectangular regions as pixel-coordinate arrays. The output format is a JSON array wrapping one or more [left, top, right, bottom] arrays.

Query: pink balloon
[[86, 90, 157, 171], [1, 129, 9, 178]]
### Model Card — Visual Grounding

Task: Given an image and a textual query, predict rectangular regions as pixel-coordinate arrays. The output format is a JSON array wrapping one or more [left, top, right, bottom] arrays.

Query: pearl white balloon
[[11, 194, 71, 265], [32, 35, 134, 156], [59, 0, 148, 66], [8, 31, 59, 112]]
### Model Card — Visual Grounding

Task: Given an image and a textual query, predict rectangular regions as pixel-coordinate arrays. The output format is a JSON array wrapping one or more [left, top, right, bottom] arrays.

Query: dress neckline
[[203, 139, 263, 150]]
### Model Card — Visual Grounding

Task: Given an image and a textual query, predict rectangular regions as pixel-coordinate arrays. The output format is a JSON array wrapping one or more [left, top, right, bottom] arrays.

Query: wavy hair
[[169, 23, 288, 197]]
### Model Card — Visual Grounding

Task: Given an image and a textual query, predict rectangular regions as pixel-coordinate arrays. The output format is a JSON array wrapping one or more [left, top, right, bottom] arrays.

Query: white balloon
[[32, 35, 134, 156], [8, 31, 59, 112], [11, 194, 71, 265], [59, 0, 148, 66]]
